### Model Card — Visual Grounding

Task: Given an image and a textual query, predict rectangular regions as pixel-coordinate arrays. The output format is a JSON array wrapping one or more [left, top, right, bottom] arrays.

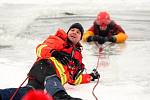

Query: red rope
[[10, 76, 29, 100], [92, 77, 100, 100], [92, 43, 113, 100], [92, 47, 101, 100]]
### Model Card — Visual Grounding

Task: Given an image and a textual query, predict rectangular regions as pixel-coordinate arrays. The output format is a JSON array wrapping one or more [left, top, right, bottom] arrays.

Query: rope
[[92, 46, 101, 100], [101, 43, 114, 51], [10, 76, 29, 100], [92, 77, 100, 100], [92, 42, 113, 100]]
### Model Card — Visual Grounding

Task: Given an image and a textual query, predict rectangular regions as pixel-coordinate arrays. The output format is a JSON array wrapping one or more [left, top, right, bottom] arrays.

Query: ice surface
[[0, 0, 150, 100]]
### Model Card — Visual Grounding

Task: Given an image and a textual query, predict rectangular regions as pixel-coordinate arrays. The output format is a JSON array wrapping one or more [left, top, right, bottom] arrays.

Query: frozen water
[[0, 0, 150, 100]]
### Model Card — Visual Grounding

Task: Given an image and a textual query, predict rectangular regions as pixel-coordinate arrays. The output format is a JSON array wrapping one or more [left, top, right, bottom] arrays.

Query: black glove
[[87, 36, 93, 42], [108, 36, 116, 42], [97, 37, 108, 44], [90, 69, 100, 81], [51, 51, 71, 65], [87, 35, 108, 44], [87, 35, 100, 42]]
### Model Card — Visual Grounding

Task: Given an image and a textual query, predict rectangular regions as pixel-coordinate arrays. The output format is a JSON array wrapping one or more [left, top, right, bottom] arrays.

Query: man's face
[[96, 18, 110, 30], [67, 28, 81, 45]]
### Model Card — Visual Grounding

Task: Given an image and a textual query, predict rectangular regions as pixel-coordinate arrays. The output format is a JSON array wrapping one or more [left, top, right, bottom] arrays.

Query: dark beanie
[[67, 23, 84, 39]]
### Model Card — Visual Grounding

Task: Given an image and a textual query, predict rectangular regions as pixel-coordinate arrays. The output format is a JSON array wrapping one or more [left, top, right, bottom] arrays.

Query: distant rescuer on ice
[[0, 23, 100, 100], [82, 11, 128, 44]]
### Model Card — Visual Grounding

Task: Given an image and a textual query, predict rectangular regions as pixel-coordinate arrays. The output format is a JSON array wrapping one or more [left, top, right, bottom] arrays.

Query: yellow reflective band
[[74, 75, 82, 85], [36, 45, 47, 57], [50, 57, 67, 85]]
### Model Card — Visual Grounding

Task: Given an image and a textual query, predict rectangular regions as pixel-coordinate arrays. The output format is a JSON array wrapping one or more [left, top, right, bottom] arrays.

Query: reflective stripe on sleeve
[[74, 75, 82, 85]]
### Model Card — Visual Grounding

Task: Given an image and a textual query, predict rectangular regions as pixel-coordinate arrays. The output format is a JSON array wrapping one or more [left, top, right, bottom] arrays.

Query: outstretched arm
[[68, 69, 100, 85]]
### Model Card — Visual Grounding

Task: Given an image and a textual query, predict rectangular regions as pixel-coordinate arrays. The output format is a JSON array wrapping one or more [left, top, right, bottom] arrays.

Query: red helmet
[[96, 11, 111, 30], [97, 11, 110, 24]]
